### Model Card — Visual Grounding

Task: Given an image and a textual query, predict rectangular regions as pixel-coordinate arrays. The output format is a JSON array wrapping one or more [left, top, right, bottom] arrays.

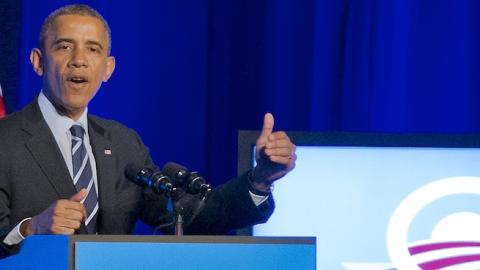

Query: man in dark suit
[[0, 4, 296, 257]]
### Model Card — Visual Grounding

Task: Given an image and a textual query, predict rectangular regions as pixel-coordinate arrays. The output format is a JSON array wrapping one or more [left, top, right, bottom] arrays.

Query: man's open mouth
[[67, 76, 88, 84]]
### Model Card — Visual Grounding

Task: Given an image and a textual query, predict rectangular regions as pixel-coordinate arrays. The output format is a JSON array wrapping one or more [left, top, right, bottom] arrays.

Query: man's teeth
[[70, 77, 87, 83]]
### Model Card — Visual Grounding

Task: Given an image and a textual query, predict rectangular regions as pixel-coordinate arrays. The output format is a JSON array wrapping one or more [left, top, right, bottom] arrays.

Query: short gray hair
[[39, 4, 112, 54]]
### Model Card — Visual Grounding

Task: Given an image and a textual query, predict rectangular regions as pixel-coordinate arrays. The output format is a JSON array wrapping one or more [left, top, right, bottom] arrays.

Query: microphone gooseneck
[[126, 162, 211, 235]]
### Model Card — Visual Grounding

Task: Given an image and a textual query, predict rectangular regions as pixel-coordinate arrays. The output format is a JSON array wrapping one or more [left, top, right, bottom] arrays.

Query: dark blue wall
[[3, 0, 480, 191]]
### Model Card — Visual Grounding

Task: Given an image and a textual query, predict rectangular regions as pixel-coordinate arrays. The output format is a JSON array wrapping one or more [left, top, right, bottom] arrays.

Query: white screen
[[253, 146, 480, 270]]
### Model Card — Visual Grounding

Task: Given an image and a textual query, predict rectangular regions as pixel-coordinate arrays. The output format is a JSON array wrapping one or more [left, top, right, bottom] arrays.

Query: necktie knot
[[70, 124, 85, 138]]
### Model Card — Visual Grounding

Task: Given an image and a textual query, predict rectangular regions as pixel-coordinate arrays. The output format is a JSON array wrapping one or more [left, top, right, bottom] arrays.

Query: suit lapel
[[88, 117, 116, 232], [21, 101, 77, 198]]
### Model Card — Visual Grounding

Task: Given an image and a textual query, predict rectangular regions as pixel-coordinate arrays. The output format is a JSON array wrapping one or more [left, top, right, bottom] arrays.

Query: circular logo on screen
[[387, 177, 480, 270]]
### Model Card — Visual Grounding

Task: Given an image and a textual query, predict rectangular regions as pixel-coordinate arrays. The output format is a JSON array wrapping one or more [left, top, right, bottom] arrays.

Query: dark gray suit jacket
[[0, 100, 274, 257]]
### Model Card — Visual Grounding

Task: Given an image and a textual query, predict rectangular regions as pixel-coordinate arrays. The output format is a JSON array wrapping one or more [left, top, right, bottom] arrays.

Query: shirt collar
[[38, 91, 89, 136]]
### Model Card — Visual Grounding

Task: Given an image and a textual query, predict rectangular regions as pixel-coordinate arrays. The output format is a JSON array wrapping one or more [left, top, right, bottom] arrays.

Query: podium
[[0, 235, 315, 269]]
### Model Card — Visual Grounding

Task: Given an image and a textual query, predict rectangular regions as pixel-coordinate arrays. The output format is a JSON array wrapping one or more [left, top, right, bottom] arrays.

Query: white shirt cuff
[[3, 217, 31, 246], [249, 191, 269, 206]]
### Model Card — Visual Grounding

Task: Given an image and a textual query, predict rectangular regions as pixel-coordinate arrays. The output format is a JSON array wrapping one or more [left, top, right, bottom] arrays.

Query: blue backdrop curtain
[[2, 0, 480, 230]]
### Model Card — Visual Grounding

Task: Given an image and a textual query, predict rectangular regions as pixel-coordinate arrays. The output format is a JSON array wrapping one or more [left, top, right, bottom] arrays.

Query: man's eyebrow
[[52, 38, 75, 46], [86, 40, 104, 50]]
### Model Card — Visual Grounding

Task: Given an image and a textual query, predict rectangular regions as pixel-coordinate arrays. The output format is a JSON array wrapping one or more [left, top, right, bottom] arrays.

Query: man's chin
[[53, 99, 89, 119]]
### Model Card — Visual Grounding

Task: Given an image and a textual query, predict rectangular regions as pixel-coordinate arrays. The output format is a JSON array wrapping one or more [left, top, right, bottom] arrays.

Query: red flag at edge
[[0, 84, 6, 118]]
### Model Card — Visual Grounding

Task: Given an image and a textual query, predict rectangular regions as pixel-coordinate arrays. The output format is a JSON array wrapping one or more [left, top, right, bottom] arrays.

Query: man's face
[[30, 14, 115, 119]]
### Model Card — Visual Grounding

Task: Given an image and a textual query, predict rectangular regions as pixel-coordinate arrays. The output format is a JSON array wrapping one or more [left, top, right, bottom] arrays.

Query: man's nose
[[68, 49, 88, 68]]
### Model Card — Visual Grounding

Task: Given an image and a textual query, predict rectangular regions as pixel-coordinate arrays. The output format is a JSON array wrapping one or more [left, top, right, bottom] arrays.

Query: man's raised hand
[[253, 113, 296, 188]]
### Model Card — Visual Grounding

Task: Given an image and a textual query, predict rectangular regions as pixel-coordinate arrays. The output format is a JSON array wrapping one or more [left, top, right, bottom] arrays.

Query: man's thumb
[[260, 113, 274, 138], [70, 188, 87, 202]]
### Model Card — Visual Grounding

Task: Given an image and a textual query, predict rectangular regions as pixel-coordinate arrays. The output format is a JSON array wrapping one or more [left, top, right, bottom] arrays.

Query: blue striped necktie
[[70, 124, 98, 234]]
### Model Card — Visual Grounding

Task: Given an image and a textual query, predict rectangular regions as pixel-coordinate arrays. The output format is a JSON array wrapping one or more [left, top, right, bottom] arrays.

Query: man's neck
[[43, 92, 85, 121]]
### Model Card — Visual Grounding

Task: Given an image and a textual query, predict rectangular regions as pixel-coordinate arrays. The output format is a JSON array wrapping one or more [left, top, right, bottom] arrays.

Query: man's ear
[[102, 56, 116, 82], [30, 48, 44, 76]]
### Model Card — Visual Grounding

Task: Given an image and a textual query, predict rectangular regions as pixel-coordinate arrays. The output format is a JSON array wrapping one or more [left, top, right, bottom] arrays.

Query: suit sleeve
[[0, 136, 22, 258], [182, 171, 275, 235]]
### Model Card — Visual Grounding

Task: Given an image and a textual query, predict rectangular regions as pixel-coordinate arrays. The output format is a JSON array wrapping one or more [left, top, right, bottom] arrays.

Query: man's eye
[[58, 45, 71, 50], [89, 47, 100, 53]]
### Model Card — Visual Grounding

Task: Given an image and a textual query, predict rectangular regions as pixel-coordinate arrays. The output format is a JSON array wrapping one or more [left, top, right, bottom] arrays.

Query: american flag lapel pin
[[104, 149, 112, 155]]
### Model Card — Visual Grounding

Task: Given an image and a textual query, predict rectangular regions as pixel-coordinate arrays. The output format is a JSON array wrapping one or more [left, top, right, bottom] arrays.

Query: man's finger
[[54, 200, 86, 221], [269, 155, 296, 166], [265, 147, 294, 157], [259, 113, 274, 138], [59, 209, 85, 221], [267, 131, 288, 140], [266, 139, 294, 149], [51, 226, 76, 235], [54, 218, 82, 230], [70, 188, 87, 202]]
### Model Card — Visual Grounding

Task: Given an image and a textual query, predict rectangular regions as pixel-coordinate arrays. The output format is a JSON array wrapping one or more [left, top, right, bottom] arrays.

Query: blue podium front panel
[[75, 237, 315, 270], [0, 235, 70, 270]]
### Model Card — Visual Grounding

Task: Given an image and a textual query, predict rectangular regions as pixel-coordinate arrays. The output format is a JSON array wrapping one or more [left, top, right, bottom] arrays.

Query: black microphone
[[162, 162, 189, 184], [125, 164, 175, 194], [162, 162, 211, 195]]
